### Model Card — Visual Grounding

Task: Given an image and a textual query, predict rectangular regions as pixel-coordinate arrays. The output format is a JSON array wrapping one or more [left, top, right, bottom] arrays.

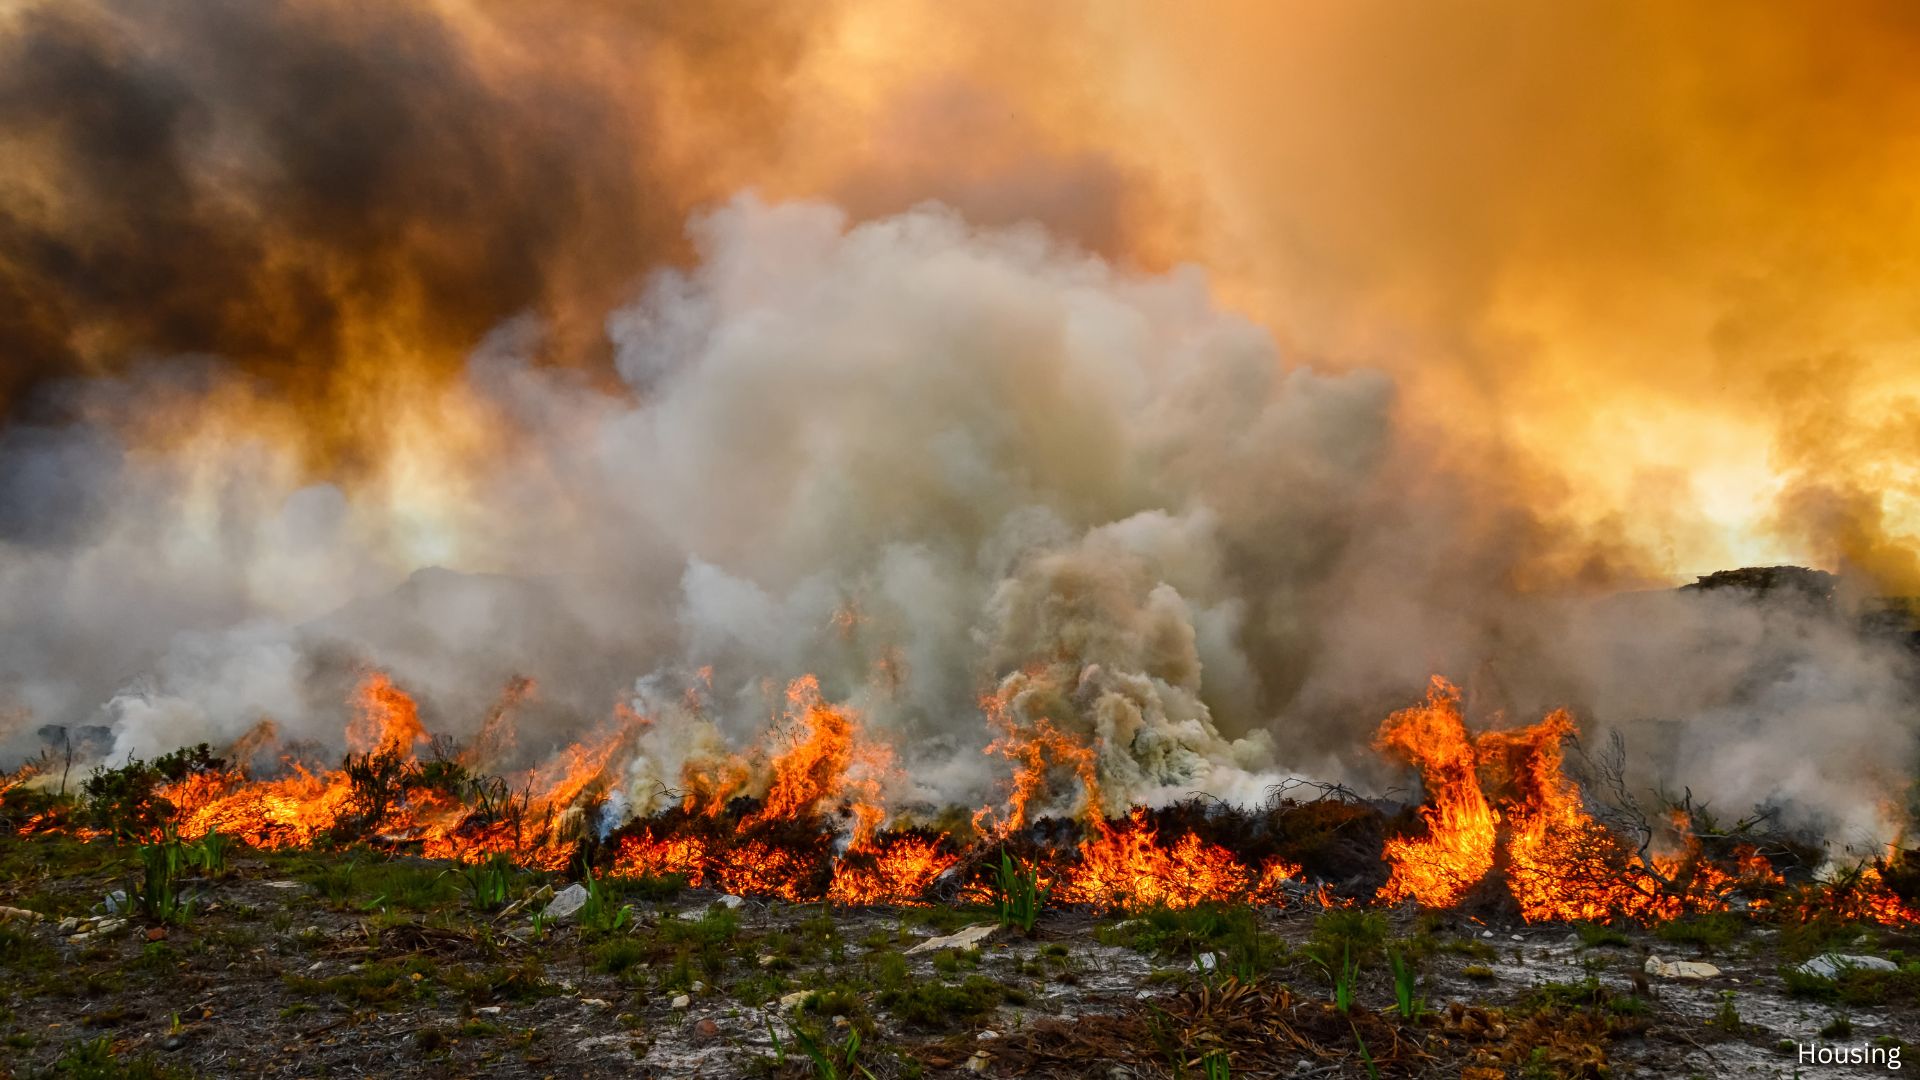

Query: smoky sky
[[0, 0, 816, 440]]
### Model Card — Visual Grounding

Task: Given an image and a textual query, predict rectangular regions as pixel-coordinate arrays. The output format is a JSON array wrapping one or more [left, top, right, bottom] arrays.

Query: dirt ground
[[1, 835, 1914, 1079]]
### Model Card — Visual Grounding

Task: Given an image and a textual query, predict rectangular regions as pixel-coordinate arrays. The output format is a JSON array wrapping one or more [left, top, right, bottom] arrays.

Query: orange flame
[[1373, 677, 1496, 908]]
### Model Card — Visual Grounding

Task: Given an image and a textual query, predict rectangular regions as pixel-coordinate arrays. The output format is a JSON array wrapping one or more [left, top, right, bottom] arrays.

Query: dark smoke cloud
[[0, 0, 818, 447]]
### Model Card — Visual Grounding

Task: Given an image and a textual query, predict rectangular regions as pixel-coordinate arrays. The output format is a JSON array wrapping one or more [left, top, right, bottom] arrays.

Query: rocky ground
[[1, 834, 1915, 1079]]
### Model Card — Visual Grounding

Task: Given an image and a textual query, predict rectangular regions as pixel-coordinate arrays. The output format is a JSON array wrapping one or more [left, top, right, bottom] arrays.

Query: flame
[[11, 667, 1910, 926], [1373, 677, 1497, 908], [750, 675, 892, 846], [613, 830, 713, 886], [347, 672, 429, 758], [973, 671, 1103, 838], [827, 833, 958, 906], [1054, 808, 1256, 911]]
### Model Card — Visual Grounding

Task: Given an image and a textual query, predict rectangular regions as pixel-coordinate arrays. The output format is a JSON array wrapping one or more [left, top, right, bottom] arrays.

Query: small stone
[[262, 880, 300, 889], [690, 981, 706, 994], [543, 883, 591, 922], [581, 998, 611, 1007], [1481, 930, 1494, 939], [93, 918, 128, 937], [978, 1029, 1000, 1040], [757, 953, 777, 967], [778, 990, 812, 1011], [717, 894, 745, 910], [57, 917, 79, 934], [68, 932, 91, 945], [100, 890, 129, 916], [1644, 955, 1720, 980], [1190, 952, 1218, 973], [966, 1050, 993, 1072], [1795, 954, 1897, 980], [145, 927, 168, 942], [1510, 934, 1524, 942], [670, 994, 691, 1009], [694, 1018, 720, 1040], [905, 923, 998, 955], [476, 1006, 503, 1015]]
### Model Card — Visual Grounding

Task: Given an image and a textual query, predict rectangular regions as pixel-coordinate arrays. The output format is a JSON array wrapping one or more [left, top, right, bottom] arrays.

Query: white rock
[[778, 990, 813, 1011], [718, 895, 745, 910], [690, 981, 706, 994], [1481, 930, 1494, 939], [670, 994, 691, 1009], [93, 918, 128, 937], [1189, 952, 1218, 973], [965, 1051, 992, 1072], [582, 998, 611, 1007], [905, 923, 998, 955], [1644, 955, 1720, 980], [263, 880, 300, 890], [1796, 954, 1898, 980], [978, 1029, 1000, 1040], [477, 1006, 503, 1015], [57, 917, 79, 933], [544, 883, 590, 922]]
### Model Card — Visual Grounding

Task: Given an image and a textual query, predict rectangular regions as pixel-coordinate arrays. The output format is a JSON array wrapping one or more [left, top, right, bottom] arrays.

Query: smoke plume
[[0, 3, 1914, 849]]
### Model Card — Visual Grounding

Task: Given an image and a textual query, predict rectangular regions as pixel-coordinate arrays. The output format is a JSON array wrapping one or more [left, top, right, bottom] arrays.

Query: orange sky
[[6, 0, 1916, 590]]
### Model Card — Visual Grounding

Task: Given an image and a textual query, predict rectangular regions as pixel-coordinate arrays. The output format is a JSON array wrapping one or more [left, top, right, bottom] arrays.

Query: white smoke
[[0, 196, 1913, 846]]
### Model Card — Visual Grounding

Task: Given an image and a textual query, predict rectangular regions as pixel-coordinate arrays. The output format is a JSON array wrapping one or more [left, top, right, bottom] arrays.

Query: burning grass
[[3, 670, 1915, 952]]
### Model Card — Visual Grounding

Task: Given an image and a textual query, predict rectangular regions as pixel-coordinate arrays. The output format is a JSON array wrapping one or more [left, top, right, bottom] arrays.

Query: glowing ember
[[1054, 809, 1254, 911], [828, 834, 958, 905]]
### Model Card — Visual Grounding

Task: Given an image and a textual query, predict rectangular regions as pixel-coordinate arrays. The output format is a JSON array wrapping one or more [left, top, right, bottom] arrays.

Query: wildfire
[[1366, 677, 1905, 925], [972, 669, 1104, 838], [1374, 677, 1497, 909], [5, 667, 1912, 927], [1053, 809, 1254, 911]]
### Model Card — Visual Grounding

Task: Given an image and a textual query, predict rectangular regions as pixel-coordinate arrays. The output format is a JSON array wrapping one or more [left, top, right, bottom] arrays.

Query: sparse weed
[[993, 849, 1046, 934], [1389, 948, 1425, 1020], [447, 852, 516, 913]]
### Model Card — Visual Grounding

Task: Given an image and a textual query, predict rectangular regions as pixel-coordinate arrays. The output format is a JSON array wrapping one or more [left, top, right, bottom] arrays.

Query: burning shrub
[[81, 744, 225, 839]]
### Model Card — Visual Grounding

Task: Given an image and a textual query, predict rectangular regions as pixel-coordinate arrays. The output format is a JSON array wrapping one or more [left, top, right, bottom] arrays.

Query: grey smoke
[[0, 196, 1912, 849]]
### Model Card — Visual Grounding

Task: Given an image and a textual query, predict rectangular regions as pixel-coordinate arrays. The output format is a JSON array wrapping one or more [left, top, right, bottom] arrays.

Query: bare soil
[[1, 835, 1914, 1078]]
